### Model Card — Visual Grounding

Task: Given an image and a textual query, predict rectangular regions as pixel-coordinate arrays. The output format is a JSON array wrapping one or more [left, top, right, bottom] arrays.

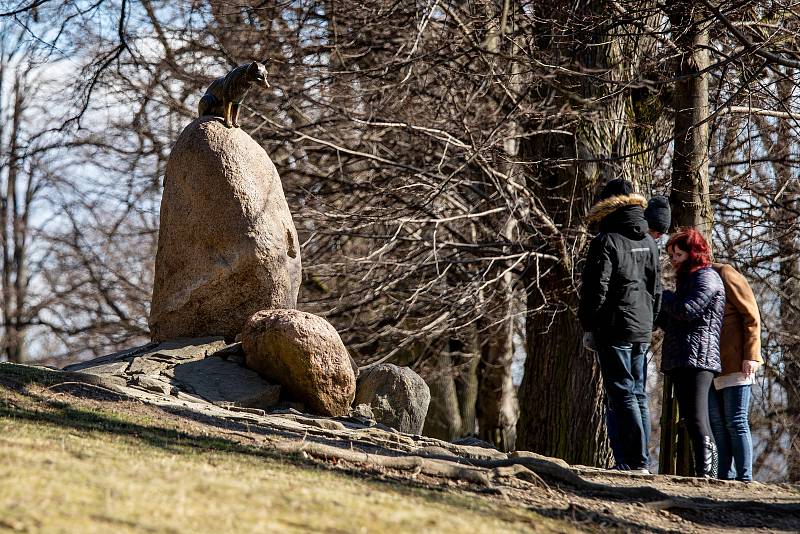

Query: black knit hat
[[644, 195, 671, 234], [596, 178, 635, 202]]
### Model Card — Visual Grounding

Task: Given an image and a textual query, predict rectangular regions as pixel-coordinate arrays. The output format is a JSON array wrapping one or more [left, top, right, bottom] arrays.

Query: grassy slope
[[0, 365, 574, 533]]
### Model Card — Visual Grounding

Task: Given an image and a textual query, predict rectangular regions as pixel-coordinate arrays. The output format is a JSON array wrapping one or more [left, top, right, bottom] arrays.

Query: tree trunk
[[476, 278, 519, 451], [423, 348, 464, 441], [519, 274, 610, 463], [666, 3, 712, 237], [780, 224, 800, 482], [470, 0, 521, 453], [2, 75, 26, 363], [770, 72, 800, 481], [452, 335, 479, 437], [660, 2, 711, 475], [516, 120, 631, 465]]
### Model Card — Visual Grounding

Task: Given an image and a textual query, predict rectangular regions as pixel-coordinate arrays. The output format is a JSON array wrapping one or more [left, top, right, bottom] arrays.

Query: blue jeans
[[708, 384, 753, 481], [606, 398, 651, 466], [605, 400, 625, 465], [597, 342, 650, 469]]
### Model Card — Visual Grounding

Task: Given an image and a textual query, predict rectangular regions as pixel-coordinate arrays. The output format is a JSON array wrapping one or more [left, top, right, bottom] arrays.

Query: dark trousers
[[668, 367, 714, 465], [597, 342, 650, 469]]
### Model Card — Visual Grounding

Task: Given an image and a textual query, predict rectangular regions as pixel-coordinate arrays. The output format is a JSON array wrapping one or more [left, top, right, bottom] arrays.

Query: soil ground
[[1, 362, 798, 533]]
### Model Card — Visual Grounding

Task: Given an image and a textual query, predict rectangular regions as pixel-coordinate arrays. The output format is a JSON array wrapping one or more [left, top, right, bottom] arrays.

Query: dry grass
[[0, 365, 573, 534]]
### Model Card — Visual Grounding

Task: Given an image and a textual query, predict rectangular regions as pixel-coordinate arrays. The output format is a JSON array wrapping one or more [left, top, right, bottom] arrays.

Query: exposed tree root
[[272, 440, 493, 486], [272, 439, 800, 516]]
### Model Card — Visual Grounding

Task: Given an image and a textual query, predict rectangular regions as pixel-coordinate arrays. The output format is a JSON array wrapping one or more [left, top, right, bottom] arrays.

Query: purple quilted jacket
[[659, 266, 725, 373]]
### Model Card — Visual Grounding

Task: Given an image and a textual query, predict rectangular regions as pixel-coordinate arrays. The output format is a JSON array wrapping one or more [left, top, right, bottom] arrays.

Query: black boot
[[705, 437, 719, 479], [693, 436, 718, 478]]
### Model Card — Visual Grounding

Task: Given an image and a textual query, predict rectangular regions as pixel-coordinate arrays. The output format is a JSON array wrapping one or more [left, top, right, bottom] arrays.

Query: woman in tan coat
[[709, 263, 763, 481]]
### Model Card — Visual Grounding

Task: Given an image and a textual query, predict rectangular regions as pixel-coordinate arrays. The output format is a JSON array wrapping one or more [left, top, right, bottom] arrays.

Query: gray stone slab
[[69, 360, 130, 377], [129, 375, 173, 395], [62, 342, 159, 371], [172, 356, 280, 409], [148, 337, 227, 360], [63, 338, 227, 375], [127, 356, 173, 376]]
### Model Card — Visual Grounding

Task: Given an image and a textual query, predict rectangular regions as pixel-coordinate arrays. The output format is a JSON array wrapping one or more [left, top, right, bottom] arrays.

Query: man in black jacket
[[579, 179, 661, 473]]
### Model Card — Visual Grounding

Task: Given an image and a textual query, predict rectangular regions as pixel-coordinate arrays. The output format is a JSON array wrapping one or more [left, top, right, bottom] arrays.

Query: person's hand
[[583, 332, 597, 353], [742, 360, 760, 379]]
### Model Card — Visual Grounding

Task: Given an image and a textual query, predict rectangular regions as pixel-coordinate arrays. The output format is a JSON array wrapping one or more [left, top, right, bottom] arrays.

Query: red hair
[[666, 228, 711, 275]]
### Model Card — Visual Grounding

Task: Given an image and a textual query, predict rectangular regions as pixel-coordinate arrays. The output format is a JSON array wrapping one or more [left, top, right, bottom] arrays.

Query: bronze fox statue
[[198, 61, 269, 128]]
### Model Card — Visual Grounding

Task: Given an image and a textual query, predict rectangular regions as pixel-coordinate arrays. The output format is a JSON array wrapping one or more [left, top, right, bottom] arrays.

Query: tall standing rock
[[150, 117, 301, 341]]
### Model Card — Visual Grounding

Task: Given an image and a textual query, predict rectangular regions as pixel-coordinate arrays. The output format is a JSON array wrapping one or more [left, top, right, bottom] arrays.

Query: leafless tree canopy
[[1, 0, 800, 479]]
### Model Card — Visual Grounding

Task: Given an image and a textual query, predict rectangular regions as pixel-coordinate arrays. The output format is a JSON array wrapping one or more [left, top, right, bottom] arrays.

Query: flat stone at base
[[151, 337, 226, 360], [130, 375, 172, 395], [128, 356, 173, 376], [71, 361, 129, 377], [63, 338, 226, 374], [62, 343, 159, 372], [172, 356, 280, 410]]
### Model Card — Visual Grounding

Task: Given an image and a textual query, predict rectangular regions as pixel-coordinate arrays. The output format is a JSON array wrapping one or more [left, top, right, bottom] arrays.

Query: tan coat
[[712, 263, 763, 375]]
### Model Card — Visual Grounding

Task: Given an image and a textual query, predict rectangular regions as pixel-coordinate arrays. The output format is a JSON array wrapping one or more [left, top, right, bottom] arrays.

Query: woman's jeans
[[708, 384, 753, 481]]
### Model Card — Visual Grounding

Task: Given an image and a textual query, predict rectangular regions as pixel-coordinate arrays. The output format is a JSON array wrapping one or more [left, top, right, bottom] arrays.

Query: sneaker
[[610, 464, 650, 475]]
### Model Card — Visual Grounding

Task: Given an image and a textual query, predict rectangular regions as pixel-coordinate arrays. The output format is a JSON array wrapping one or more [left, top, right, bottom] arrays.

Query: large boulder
[[354, 364, 430, 434], [149, 117, 301, 341], [242, 309, 356, 416]]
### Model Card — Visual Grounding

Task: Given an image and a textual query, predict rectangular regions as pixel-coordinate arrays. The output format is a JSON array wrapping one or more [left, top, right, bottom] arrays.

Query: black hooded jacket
[[578, 194, 661, 344]]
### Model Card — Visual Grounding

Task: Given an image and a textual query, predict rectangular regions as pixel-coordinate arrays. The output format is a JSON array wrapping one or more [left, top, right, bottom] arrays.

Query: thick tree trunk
[[771, 73, 800, 482], [660, 2, 711, 476], [519, 274, 609, 463], [515, 1, 648, 466], [516, 120, 628, 465]]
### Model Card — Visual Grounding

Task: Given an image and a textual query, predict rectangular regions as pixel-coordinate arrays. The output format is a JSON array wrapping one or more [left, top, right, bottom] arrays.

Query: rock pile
[[141, 116, 430, 431]]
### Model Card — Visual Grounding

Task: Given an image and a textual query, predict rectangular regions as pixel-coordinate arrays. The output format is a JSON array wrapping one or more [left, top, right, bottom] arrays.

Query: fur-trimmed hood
[[586, 193, 648, 224]]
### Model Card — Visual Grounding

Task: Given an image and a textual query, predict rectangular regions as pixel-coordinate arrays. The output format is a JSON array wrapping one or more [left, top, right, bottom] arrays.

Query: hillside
[[1, 361, 798, 533]]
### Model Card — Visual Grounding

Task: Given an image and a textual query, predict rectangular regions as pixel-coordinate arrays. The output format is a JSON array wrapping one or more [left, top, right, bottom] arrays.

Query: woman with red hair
[[659, 228, 726, 478]]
